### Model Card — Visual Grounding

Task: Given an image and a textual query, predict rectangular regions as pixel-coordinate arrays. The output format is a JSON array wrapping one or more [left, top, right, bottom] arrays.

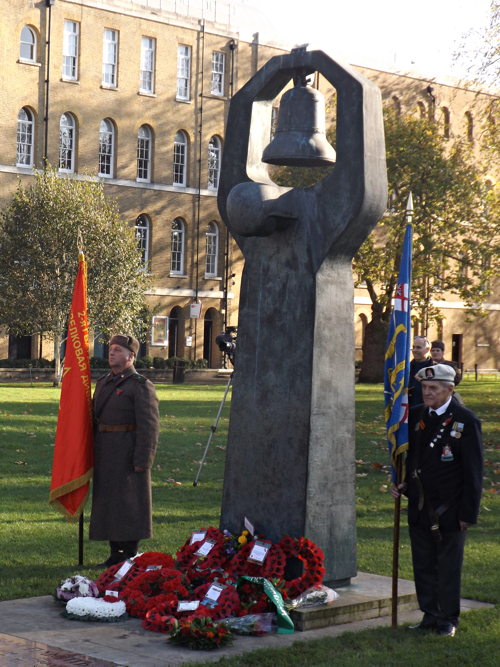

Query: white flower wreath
[[65, 597, 127, 622]]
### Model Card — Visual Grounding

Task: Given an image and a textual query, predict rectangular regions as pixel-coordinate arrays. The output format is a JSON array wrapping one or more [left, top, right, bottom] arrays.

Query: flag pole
[[391, 456, 403, 628], [78, 512, 84, 566], [389, 192, 414, 629], [49, 247, 93, 566]]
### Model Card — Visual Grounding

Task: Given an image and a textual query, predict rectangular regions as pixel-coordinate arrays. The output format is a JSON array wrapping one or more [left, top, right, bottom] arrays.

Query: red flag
[[49, 252, 93, 521]]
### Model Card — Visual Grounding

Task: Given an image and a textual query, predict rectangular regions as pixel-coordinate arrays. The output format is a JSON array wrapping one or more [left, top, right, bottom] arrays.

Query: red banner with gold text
[[49, 252, 93, 521]]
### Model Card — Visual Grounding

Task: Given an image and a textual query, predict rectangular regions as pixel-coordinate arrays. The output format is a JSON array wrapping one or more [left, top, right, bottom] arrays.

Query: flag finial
[[405, 192, 414, 222]]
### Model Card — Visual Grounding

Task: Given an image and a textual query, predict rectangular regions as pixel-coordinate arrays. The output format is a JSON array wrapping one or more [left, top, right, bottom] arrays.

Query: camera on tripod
[[216, 326, 237, 365]]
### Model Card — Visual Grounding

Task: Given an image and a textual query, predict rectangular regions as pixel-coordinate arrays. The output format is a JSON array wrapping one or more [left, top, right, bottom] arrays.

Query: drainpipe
[[193, 19, 206, 359], [43, 0, 55, 164]]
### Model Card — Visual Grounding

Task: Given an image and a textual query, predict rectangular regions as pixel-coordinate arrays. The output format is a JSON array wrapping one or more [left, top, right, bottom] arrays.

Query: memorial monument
[[218, 48, 387, 585]]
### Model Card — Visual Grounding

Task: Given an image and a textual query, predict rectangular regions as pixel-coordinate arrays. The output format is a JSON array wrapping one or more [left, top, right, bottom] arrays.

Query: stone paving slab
[[0, 573, 493, 667]]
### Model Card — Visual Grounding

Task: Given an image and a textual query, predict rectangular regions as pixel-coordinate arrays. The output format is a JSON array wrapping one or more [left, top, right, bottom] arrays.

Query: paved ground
[[0, 572, 492, 666]]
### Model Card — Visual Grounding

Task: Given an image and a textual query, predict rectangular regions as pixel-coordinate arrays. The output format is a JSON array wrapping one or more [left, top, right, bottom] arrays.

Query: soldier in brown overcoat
[[89, 334, 159, 566]]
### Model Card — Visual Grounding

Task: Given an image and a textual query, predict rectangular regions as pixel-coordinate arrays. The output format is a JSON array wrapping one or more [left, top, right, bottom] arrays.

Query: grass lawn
[[1, 378, 498, 663]]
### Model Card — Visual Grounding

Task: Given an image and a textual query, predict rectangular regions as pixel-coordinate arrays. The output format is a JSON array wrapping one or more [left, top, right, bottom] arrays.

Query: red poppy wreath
[[278, 536, 326, 599]]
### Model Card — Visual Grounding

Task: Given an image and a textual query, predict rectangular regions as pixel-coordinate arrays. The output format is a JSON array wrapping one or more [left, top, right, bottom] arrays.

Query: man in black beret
[[391, 364, 483, 637], [90, 334, 159, 566], [430, 340, 461, 385]]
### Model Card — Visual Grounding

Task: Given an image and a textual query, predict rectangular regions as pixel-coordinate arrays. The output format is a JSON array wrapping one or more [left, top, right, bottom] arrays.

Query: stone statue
[[217, 48, 387, 584]]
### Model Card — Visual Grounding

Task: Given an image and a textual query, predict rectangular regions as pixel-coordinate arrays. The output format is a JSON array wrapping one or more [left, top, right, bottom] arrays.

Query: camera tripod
[[193, 370, 233, 486]]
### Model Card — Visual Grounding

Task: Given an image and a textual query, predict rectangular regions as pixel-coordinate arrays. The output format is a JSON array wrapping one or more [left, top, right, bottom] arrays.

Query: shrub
[[89, 356, 109, 369], [152, 357, 167, 369]]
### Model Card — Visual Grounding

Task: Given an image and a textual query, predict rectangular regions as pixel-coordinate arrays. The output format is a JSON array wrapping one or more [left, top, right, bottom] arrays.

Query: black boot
[[122, 540, 139, 559]]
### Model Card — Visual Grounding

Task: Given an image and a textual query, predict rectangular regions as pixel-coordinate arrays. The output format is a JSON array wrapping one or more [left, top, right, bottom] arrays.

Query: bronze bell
[[262, 78, 336, 167]]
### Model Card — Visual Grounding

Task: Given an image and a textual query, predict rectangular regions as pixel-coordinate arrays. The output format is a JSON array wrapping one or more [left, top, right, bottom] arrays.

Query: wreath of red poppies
[[121, 568, 188, 618], [133, 552, 176, 570], [192, 581, 241, 620], [225, 540, 286, 581], [176, 527, 229, 583], [236, 580, 272, 616], [94, 561, 142, 595], [278, 536, 326, 599]]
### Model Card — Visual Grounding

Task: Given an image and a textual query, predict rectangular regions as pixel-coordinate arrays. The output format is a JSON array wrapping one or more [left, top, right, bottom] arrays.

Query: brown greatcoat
[[89, 365, 159, 542]]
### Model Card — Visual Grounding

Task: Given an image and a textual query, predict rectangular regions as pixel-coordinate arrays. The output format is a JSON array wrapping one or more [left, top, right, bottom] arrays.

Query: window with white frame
[[98, 118, 114, 177], [207, 136, 221, 190], [205, 221, 219, 277], [140, 36, 155, 93], [137, 125, 152, 182], [173, 131, 187, 186], [62, 20, 79, 80], [176, 44, 191, 100], [171, 218, 185, 275], [16, 108, 34, 167], [211, 51, 225, 95], [135, 214, 150, 270], [102, 29, 118, 87], [59, 112, 76, 172], [151, 315, 169, 346], [20, 26, 36, 62]]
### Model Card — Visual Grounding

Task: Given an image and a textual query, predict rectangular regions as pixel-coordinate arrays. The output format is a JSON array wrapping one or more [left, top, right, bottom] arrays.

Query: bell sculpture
[[217, 48, 387, 585], [262, 73, 336, 167]]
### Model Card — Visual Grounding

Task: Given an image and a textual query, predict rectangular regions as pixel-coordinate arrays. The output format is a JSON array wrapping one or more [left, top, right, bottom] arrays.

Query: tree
[[273, 106, 499, 382], [356, 108, 499, 381], [0, 166, 151, 384]]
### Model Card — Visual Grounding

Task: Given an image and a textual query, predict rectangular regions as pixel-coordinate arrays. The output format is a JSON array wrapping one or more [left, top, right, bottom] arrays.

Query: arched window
[[417, 101, 426, 119], [465, 111, 474, 142], [135, 214, 150, 270], [173, 131, 188, 186], [59, 112, 76, 172], [16, 108, 34, 167], [441, 107, 451, 139], [205, 221, 219, 277], [20, 26, 36, 62], [137, 125, 152, 182], [171, 218, 185, 275], [98, 118, 115, 177], [391, 96, 401, 116], [207, 136, 221, 190]]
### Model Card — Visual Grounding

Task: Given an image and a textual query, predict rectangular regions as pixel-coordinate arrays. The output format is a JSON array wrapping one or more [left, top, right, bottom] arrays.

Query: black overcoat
[[406, 396, 483, 532], [89, 365, 159, 541]]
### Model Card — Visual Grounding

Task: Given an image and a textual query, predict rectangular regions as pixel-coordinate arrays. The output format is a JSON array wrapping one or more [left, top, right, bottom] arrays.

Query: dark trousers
[[409, 524, 466, 627]]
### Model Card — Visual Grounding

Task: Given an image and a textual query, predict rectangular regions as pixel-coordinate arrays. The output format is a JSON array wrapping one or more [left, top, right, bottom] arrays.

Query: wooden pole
[[391, 457, 403, 629], [78, 512, 84, 566]]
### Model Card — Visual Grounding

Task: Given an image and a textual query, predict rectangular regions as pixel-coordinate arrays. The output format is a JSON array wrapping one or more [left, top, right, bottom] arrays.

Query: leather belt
[[98, 424, 136, 432]]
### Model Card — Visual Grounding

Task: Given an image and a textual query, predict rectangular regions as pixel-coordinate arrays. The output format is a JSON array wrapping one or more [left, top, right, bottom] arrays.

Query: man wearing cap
[[408, 336, 433, 407], [391, 363, 483, 637], [430, 339, 462, 385], [90, 334, 160, 567]]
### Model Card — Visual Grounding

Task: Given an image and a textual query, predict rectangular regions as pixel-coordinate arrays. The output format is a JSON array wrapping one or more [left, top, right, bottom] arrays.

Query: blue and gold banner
[[384, 222, 413, 479]]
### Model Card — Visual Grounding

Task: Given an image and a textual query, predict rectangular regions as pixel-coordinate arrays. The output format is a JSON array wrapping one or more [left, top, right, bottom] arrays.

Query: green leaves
[[0, 165, 151, 343]]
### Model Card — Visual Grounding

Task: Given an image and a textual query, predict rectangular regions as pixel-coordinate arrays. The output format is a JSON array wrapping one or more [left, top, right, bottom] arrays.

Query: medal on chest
[[450, 421, 464, 439], [441, 444, 454, 461], [427, 415, 453, 448]]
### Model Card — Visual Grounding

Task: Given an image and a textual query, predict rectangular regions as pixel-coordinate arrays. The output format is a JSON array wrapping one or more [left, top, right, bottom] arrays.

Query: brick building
[[1, 0, 498, 370]]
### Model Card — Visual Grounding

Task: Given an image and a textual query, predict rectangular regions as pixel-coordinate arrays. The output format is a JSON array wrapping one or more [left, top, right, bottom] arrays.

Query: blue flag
[[384, 222, 413, 480]]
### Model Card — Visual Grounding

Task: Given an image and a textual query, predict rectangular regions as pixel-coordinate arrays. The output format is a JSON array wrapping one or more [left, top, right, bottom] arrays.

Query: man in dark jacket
[[430, 339, 462, 385], [90, 334, 159, 566], [408, 336, 433, 407], [391, 364, 483, 637]]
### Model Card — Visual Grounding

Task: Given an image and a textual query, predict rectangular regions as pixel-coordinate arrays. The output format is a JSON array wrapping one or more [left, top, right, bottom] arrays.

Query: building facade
[[1, 0, 498, 370]]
